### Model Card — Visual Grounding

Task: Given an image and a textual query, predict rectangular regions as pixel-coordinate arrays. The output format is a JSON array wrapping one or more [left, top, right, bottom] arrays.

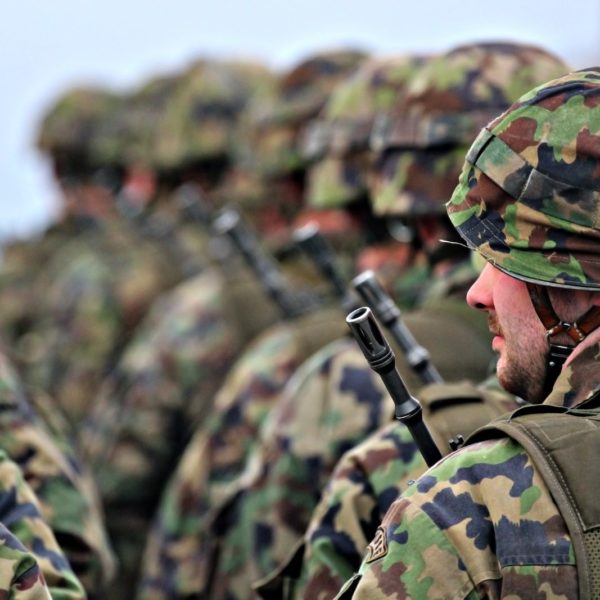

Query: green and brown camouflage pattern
[[19, 216, 180, 426], [0, 446, 88, 599], [36, 87, 121, 162], [137, 307, 347, 599], [138, 267, 495, 600], [293, 382, 518, 599], [370, 42, 569, 217], [447, 68, 600, 289], [0, 349, 116, 597], [0, 522, 53, 600], [152, 60, 258, 170], [304, 55, 428, 209], [244, 50, 368, 178], [336, 342, 600, 599]]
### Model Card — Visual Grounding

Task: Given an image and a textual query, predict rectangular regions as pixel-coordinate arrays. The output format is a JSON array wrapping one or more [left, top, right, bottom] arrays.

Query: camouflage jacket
[[140, 289, 494, 599], [0, 447, 86, 599], [289, 383, 518, 599], [81, 260, 282, 599], [20, 216, 179, 427], [334, 344, 600, 599], [0, 348, 116, 596], [137, 307, 347, 599], [0, 221, 80, 347]]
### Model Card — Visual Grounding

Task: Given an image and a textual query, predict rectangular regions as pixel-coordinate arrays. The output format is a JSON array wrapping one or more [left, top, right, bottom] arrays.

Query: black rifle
[[174, 182, 214, 227], [292, 223, 359, 314], [213, 208, 315, 320], [116, 188, 203, 278], [352, 270, 443, 385], [346, 306, 443, 467], [174, 183, 234, 266]]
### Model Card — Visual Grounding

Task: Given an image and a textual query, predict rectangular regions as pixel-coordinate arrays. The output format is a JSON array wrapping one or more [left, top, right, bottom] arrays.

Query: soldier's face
[[467, 263, 548, 402]]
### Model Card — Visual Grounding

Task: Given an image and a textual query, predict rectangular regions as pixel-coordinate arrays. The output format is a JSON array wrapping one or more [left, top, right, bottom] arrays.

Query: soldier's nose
[[466, 263, 496, 311]]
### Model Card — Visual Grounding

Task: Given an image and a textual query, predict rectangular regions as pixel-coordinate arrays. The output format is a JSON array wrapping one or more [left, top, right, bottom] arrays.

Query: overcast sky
[[1, 0, 598, 242]]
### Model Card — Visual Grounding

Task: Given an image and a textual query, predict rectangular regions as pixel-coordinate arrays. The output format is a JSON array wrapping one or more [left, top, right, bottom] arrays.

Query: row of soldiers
[[0, 39, 598, 599]]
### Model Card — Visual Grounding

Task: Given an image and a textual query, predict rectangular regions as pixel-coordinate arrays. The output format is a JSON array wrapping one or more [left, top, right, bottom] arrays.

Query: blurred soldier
[[0, 87, 121, 348], [82, 50, 366, 599], [135, 50, 488, 600], [334, 66, 600, 599], [253, 41, 571, 600], [16, 85, 183, 427], [0, 346, 117, 596], [0, 86, 130, 596], [77, 58, 272, 599], [132, 49, 370, 599], [191, 48, 504, 600], [0, 445, 87, 599]]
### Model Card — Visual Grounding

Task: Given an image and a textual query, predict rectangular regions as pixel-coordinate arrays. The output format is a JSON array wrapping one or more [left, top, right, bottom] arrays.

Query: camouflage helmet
[[370, 42, 570, 218], [86, 94, 129, 169], [245, 49, 368, 178], [119, 72, 184, 169], [222, 59, 277, 104], [447, 67, 600, 290], [36, 86, 121, 165], [151, 60, 251, 171], [303, 55, 429, 210]]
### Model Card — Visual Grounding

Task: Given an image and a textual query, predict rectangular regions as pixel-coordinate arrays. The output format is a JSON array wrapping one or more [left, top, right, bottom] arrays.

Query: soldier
[[81, 50, 366, 599], [134, 49, 370, 599], [335, 66, 600, 599], [0, 87, 120, 349], [275, 41, 572, 600], [191, 42, 569, 600], [136, 49, 499, 600], [17, 85, 183, 427], [75, 58, 272, 599], [0, 445, 87, 599]]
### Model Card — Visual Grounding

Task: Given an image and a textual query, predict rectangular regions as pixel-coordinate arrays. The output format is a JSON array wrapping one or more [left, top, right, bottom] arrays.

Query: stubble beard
[[490, 313, 548, 404]]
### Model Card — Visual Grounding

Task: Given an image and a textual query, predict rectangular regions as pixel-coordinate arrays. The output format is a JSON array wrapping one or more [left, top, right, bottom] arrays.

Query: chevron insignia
[[365, 526, 388, 563]]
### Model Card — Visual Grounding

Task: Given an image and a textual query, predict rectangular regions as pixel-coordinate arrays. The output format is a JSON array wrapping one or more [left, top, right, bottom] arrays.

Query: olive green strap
[[470, 406, 600, 599], [418, 381, 514, 453]]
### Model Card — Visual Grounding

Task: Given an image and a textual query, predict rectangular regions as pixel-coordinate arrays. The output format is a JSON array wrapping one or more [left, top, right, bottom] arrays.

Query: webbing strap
[[527, 283, 600, 344], [470, 405, 600, 599]]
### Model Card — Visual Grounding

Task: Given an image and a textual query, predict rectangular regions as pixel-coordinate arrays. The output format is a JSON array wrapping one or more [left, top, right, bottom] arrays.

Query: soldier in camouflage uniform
[[0, 87, 121, 350], [271, 42, 572, 600], [135, 51, 499, 600], [0, 87, 125, 597], [76, 58, 273, 599], [198, 45, 515, 599], [133, 50, 371, 599], [17, 85, 184, 428], [0, 444, 87, 599], [0, 346, 116, 596], [80, 51, 366, 599], [335, 66, 600, 599]]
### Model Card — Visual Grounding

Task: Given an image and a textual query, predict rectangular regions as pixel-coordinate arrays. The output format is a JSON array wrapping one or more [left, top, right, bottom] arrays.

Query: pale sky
[[1, 0, 598, 242]]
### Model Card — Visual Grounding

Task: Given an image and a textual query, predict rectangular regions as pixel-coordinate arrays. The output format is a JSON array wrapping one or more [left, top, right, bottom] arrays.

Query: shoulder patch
[[365, 526, 388, 563]]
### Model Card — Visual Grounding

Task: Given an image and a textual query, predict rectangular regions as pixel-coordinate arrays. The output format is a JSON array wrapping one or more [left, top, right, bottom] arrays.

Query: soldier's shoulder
[[419, 436, 524, 477]]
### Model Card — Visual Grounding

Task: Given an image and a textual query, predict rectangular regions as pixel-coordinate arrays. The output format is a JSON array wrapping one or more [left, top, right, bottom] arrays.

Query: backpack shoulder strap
[[418, 381, 516, 452]]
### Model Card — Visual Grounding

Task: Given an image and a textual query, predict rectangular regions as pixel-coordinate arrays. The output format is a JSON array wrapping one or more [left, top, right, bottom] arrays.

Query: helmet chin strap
[[526, 283, 600, 399]]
